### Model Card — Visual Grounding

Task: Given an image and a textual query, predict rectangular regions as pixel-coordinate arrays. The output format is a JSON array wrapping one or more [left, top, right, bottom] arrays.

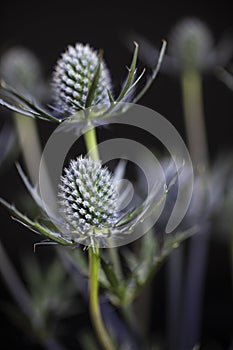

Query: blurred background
[[0, 0, 232, 349]]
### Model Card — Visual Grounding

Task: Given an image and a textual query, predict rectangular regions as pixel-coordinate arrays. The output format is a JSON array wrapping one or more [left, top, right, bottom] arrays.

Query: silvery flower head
[[58, 157, 118, 236], [52, 43, 112, 115], [0, 154, 171, 249], [168, 18, 214, 71], [0, 41, 165, 123]]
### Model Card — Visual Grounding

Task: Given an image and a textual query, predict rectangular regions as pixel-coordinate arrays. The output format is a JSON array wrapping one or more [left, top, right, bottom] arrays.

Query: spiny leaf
[[132, 40, 167, 104], [115, 42, 139, 103], [0, 198, 74, 246], [85, 51, 103, 108]]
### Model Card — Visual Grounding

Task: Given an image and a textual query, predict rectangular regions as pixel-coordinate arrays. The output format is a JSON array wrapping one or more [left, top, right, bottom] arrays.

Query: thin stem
[[181, 69, 209, 169], [84, 127, 99, 162], [89, 248, 115, 350], [166, 246, 184, 350], [180, 68, 210, 350], [231, 229, 233, 290], [108, 248, 123, 281], [14, 113, 42, 185], [84, 126, 115, 350]]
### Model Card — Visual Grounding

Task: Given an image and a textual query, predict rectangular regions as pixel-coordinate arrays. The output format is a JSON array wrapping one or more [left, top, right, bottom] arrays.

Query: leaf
[[0, 96, 36, 118], [16, 163, 44, 210], [0, 122, 18, 172], [132, 40, 167, 104], [0, 81, 60, 122], [0, 198, 74, 246], [115, 42, 139, 103], [85, 51, 103, 108], [100, 256, 120, 289], [107, 89, 115, 103]]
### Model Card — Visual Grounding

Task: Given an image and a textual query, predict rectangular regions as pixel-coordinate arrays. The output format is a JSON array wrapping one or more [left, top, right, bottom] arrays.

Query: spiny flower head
[[169, 18, 214, 71], [58, 156, 118, 235], [52, 43, 112, 115]]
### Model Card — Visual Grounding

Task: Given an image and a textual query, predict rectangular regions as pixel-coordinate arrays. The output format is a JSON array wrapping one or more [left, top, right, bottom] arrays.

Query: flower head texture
[[52, 43, 112, 114], [58, 157, 118, 234], [0, 41, 166, 123], [0, 155, 171, 248]]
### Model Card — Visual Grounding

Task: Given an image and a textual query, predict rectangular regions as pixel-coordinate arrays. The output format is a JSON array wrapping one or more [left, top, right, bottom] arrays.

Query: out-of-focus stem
[[181, 69, 209, 169], [167, 246, 184, 350], [109, 247, 123, 281], [0, 241, 66, 350], [14, 114, 42, 185], [179, 68, 210, 350], [231, 230, 233, 289], [0, 240, 36, 321]]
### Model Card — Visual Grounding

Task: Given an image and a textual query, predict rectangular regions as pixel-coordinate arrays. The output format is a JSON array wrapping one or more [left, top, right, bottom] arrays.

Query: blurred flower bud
[[0, 47, 44, 96], [168, 18, 214, 71]]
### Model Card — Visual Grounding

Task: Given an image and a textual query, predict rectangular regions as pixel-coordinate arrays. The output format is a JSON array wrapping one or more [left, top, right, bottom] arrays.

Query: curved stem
[[84, 127, 115, 350], [89, 247, 115, 350]]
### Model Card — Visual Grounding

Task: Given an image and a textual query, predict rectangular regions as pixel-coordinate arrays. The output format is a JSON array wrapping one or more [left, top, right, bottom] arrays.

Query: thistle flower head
[[58, 156, 118, 236], [0, 47, 42, 92], [169, 18, 214, 71], [52, 43, 112, 115]]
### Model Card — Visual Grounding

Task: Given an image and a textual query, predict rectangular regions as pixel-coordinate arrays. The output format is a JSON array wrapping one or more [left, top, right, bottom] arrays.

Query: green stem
[[181, 69, 209, 169], [108, 248, 123, 281], [89, 248, 115, 350], [180, 68, 210, 350], [84, 127, 99, 162], [84, 127, 115, 350], [14, 113, 42, 185]]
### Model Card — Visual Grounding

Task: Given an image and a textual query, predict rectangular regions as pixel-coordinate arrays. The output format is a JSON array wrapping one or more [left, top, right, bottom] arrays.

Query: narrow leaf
[[115, 42, 139, 103], [133, 40, 167, 104], [100, 256, 120, 289], [85, 51, 103, 108], [0, 198, 73, 246]]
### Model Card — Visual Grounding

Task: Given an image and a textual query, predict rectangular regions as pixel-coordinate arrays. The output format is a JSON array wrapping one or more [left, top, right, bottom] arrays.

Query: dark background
[[0, 0, 233, 349]]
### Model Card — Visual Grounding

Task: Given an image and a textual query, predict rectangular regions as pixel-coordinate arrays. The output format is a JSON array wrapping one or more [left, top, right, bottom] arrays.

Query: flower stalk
[[14, 113, 42, 185], [181, 68, 209, 169], [84, 127, 115, 350], [89, 247, 115, 350], [84, 127, 99, 162], [180, 66, 210, 350]]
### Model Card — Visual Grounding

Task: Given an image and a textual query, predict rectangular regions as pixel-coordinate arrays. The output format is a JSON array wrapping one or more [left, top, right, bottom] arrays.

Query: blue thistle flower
[[132, 18, 232, 75], [0, 47, 42, 89], [58, 157, 118, 233], [0, 154, 173, 248], [168, 18, 214, 71], [0, 47, 45, 97], [52, 43, 112, 114], [0, 41, 166, 123]]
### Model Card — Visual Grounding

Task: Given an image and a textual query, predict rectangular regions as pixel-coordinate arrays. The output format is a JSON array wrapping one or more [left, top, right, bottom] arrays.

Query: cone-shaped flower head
[[52, 43, 112, 115], [169, 18, 214, 71], [58, 157, 118, 235]]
